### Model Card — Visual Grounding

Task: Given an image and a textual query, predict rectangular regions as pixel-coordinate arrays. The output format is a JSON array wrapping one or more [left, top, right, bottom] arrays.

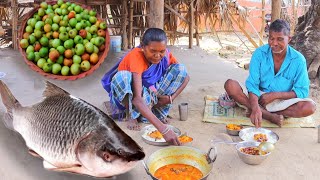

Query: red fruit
[[49, 50, 60, 62], [99, 44, 105, 52], [81, 53, 90, 61], [63, 58, 73, 67], [97, 29, 106, 37], [64, 49, 73, 59], [34, 42, 41, 52], [79, 29, 87, 38], [68, 11, 76, 19]]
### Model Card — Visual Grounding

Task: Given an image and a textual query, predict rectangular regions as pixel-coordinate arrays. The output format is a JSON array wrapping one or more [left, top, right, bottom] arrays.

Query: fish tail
[[0, 80, 21, 129]]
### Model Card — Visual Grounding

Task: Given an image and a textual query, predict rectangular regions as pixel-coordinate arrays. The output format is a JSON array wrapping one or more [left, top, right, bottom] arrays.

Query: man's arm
[[249, 92, 262, 128], [258, 91, 297, 108]]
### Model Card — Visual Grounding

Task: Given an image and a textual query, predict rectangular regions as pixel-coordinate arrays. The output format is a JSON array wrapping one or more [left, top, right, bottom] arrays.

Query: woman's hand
[[154, 95, 171, 108], [162, 128, 181, 146]]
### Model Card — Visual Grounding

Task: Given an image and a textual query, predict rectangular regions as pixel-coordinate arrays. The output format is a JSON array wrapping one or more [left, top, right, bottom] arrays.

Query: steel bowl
[[226, 124, 243, 136], [235, 141, 271, 165], [143, 146, 217, 180]]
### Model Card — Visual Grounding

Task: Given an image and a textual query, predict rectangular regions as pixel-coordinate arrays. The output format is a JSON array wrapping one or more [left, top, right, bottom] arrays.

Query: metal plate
[[141, 125, 181, 146], [239, 127, 279, 144]]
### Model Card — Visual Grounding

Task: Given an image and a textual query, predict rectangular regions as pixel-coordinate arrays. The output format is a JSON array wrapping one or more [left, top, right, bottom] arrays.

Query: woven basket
[[18, 1, 110, 80]]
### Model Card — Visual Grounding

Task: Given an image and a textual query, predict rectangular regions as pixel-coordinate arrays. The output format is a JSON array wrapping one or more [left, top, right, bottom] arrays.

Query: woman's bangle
[[161, 126, 171, 135], [168, 95, 173, 104]]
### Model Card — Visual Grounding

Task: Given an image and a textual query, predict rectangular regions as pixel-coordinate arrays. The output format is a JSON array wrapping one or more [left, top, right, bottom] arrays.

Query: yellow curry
[[154, 164, 203, 180]]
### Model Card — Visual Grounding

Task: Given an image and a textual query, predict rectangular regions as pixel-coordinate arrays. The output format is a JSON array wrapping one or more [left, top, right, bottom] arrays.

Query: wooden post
[[121, 0, 128, 50], [149, 0, 164, 29], [194, 10, 199, 46], [128, 0, 133, 49], [271, 0, 281, 22], [260, 0, 265, 45], [189, 1, 194, 49], [12, 0, 18, 49]]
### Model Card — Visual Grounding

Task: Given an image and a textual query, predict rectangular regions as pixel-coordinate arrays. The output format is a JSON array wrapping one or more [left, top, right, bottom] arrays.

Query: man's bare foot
[[269, 114, 284, 127], [126, 119, 141, 131]]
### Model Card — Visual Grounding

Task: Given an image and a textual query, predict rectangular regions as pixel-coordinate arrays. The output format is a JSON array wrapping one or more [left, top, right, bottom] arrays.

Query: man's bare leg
[[224, 79, 284, 127], [275, 101, 316, 118], [122, 94, 141, 131]]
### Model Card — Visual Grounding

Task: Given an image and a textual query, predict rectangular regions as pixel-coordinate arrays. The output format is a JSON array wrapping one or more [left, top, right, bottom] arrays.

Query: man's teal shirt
[[245, 44, 309, 98]]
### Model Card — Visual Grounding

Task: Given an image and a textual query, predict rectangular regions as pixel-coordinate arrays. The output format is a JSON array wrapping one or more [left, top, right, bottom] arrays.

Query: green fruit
[[75, 14, 82, 22], [70, 63, 81, 75], [74, 35, 83, 44], [89, 16, 97, 24], [61, 66, 70, 76], [99, 22, 107, 30], [59, 26, 67, 33], [39, 47, 49, 57], [25, 26, 33, 33], [28, 18, 37, 28], [85, 42, 94, 53], [80, 60, 91, 71], [74, 5, 82, 13], [53, 15, 61, 24], [33, 14, 41, 21], [37, 58, 46, 68], [33, 30, 42, 39], [89, 25, 98, 34], [27, 52, 35, 61], [69, 18, 77, 27], [57, 0, 64, 6], [68, 29, 77, 39], [59, 20, 68, 27], [64, 39, 74, 49], [75, 44, 84, 55], [42, 63, 52, 73], [38, 8, 45, 17], [52, 63, 62, 74], [46, 9, 54, 15], [89, 10, 97, 16], [75, 22, 83, 31], [93, 45, 99, 54], [26, 45, 34, 54], [56, 55, 64, 64], [35, 21, 44, 30], [56, 46, 65, 54], [28, 35, 36, 45], [61, 9, 68, 16], [73, 55, 82, 64], [34, 52, 41, 62], [52, 23, 59, 31], [40, 37, 49, 46], [83, 39, 89, 45], [86, 32, 92, 40], [53, 4, 59, 10], [47, 58, 54, 64], [52, 39, 61, 48], [20, 39, 29, 49], [55, 8, 62, 15], [59, 32, 69, 41]]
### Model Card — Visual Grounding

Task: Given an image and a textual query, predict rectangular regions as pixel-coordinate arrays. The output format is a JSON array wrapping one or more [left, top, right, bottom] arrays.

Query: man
[[224, 19, 316, 128]]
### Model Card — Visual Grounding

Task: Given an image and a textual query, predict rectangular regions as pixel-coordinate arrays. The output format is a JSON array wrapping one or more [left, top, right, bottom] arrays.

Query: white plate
[[141, 125, 181, 146], [239, 127, 279, 144]]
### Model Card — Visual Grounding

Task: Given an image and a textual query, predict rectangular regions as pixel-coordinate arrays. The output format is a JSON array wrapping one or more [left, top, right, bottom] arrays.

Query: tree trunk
[[271, 0, 281, 22], [290, 0, 320, 79]]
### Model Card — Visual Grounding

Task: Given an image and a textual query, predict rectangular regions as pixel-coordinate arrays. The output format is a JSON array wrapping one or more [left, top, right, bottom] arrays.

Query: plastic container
[[110, 35, 122, 53]]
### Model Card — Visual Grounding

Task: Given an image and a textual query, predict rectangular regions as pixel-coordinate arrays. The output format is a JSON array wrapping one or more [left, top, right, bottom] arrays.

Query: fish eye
[[117, 149, 124, 155]]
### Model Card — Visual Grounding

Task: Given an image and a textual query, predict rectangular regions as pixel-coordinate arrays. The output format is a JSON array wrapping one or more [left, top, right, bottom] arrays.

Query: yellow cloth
[[203, 95, 315, 128]]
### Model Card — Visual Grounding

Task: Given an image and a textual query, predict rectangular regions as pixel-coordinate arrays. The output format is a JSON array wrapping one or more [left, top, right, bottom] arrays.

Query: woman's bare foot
[[126, 119, 141, 131]]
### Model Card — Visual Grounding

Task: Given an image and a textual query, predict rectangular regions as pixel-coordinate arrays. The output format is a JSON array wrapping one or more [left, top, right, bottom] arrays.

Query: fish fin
[[43, 161, 58, 170], [43, 81, 70, 98], [28, 149, 42, 158], [0, 80, 21, 113], [3, 113, 14, 130]]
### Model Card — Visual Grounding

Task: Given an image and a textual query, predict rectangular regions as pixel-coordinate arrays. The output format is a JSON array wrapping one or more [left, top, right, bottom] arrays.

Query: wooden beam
[[189, 2, 194, 49], [149, 0, 164, 29], [121, 0, 128, 50], [128, 0, 133, 48], [229, 12, 258, 48], [260, 0, 265, 45], [11, 0, 18, 50], [195, 10, 199, 46], [271, 0, 281, 22]]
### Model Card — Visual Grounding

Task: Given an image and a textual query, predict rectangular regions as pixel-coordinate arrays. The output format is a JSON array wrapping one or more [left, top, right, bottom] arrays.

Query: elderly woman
[[102, 28, 189, 145]]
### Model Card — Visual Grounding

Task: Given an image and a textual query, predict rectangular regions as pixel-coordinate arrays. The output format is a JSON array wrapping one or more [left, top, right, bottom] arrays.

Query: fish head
[[76, 127, 145, 177]]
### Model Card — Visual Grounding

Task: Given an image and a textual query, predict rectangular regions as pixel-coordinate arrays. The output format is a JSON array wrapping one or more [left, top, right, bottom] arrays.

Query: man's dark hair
[[269, 19, 290, 36], [141, 28, 167, 46]]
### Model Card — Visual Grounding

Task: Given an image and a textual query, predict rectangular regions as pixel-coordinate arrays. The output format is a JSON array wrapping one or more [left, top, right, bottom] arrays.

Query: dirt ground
[[0, 34, 319, 180]]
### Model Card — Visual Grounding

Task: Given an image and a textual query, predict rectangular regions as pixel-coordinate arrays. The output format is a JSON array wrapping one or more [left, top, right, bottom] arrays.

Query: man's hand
[[250, 107, 262, 128], [154, 95, 171, 108], [259, 93, 277, 108], [162, 129, 181, 146]]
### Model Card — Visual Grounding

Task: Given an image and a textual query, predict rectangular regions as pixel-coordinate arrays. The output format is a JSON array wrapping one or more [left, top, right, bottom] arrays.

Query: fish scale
[[0, 80, 145, 177], [14, 95, 104, 166]]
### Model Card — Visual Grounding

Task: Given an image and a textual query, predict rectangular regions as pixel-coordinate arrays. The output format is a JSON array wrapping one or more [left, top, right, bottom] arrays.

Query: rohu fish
[[0, 80, 145, 177]]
